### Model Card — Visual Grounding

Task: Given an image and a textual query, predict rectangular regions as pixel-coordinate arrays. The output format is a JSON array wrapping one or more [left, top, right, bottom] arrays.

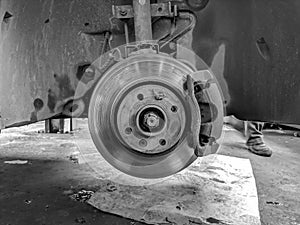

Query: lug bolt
[[144, 112, 159, 128]]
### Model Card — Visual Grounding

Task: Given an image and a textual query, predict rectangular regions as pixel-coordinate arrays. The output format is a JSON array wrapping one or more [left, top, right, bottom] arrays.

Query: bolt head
[[144, 113, 159, 128]]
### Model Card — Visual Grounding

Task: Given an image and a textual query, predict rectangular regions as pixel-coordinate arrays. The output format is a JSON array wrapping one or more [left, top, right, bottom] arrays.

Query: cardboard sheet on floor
[[87, 154, 261, 225]]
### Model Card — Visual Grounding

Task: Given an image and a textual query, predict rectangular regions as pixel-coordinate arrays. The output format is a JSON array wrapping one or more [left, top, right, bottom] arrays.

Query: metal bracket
[[125, 42, 160, 58], [112, 2, 177, 19], [194, 80, 213, 93]]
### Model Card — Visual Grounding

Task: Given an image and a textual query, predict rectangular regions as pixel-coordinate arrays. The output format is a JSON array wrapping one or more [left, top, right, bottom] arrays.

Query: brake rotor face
[[115, 83, 186, 155], [88, 51, 199, 178]]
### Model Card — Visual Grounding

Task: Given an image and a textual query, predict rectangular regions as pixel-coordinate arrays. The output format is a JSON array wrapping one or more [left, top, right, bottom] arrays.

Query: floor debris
[[4, 160, 28, 165], [70, 190, 94, 202], [69, 151, 80, 163], [266, 201, 282, 206], [24, 200, 32, 205], [106, 183, 117, 192], [75, 217, 87, 224]]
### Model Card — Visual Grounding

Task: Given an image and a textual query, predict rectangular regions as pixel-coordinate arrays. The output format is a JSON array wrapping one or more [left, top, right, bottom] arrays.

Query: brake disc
[[86, 42, 224, 179], [87, 49, 203, 178]]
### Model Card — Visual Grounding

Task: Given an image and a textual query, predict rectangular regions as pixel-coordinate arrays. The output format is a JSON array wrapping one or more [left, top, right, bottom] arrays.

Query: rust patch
[[31, 98, 44, 122], [47, 89, 58, 113], [75, 62, 94, 84], [33, 98, 44, 111], [3, 12, 13, 24], [54, 74, 75, 99], [30, 112, 38, 122], [47, 74, 75, 113]]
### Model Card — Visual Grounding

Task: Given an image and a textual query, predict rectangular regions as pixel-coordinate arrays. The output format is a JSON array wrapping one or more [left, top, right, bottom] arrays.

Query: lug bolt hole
[[125, 127, 132, 134], [159, 139, 166, 146], [137, 94, 144, 101], [139, 139, 147, 147], [171, 106, 178, 113]]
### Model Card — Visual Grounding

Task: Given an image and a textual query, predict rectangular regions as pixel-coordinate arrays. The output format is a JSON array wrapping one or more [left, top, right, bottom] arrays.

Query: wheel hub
[[141, 110, 161, 130], [115, 82, 187, 155]]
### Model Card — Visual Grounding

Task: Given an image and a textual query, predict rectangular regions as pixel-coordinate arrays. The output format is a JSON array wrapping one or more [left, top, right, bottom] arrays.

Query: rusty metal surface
[[0, 0, 119, 127], [133, 0, 152, 41], [191, 0, 300, 124], [1, 0, 300, 128], [113, 2, 175, 19]]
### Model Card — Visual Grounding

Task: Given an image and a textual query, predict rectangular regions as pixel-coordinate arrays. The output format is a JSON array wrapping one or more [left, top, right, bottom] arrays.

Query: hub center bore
[[137, 106, 166, 135], [144, 112, 160, 128]]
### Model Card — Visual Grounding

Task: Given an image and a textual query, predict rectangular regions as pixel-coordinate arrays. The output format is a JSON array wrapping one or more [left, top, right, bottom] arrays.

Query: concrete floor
[[219, 126, 300, 225], [0, 121, 299, 225]]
